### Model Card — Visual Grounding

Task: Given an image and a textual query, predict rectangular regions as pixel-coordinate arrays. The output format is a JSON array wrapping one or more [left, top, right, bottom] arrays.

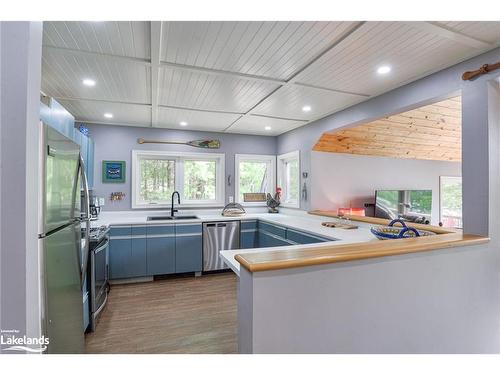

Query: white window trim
[[132, 150, 225, 209], [277, 150, 300, 208], [234, 154, 276, 206]]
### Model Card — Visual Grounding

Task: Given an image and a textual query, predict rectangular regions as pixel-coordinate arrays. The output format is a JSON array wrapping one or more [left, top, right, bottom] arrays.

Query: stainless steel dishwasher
[[203, 221, 240, 271]]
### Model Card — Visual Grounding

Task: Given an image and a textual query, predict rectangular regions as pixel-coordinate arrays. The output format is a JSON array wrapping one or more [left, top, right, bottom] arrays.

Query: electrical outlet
[[229, 196, 234, 203]]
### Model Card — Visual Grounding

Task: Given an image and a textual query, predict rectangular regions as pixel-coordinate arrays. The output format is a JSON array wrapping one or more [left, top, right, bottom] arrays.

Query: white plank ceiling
[[41, 21, 500, 136]]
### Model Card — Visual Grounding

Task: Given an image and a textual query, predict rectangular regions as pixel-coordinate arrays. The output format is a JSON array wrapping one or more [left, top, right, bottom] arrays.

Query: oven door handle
[[94, 238, 109, 254]]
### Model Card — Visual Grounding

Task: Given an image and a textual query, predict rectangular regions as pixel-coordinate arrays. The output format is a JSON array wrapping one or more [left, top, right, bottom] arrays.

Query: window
[[440, 176, 463, 228], [235, 154, 276, 205], [277, 151, 300, 208], [132, 150, 224, 208]]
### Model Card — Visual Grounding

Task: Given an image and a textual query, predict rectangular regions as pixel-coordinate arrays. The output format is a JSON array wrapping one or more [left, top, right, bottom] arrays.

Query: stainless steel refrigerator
[[38, 123, 90, 354]]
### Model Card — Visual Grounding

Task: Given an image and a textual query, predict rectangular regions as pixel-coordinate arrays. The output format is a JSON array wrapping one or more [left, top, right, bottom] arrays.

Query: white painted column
[[0, 21, 43, 351]]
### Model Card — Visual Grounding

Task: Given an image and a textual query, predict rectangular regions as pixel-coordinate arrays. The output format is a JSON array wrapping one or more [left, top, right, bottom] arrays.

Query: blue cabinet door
[[109, 237, 132, 279], [130, 237, 147, 277], [175, 224, 202, 273], [146, 225, 175, 276], [175, 234, 202, 273], [146, 237, 175, 275], [241, 230, 257, 248]]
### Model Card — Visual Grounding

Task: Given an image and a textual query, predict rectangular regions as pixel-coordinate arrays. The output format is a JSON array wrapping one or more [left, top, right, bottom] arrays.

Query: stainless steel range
[[86, 225, 110, 331]]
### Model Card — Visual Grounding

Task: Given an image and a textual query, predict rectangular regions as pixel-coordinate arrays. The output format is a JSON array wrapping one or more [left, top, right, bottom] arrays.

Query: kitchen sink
[[147, 215, 199, 221]]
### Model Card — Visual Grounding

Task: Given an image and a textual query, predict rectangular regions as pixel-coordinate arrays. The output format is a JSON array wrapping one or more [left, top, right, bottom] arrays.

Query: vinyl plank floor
[[85, 272, 238, 354]]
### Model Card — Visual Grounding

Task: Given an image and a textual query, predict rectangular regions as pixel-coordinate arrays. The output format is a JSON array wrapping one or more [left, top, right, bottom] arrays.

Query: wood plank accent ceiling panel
[[313, 97, 462, 162], [40, 21, 498, 134], [158, 68, 280, 113], [160, 21, 357, 79], [58, 99, 152, 127], [157, 107, 241, 131], [226, 115, 305, 136], [295, 22, 488, 96], [252, 84, 366, 120], [41, 52, 151, 103], [43, 21, 151, 59], [434, 21, 500, 45]]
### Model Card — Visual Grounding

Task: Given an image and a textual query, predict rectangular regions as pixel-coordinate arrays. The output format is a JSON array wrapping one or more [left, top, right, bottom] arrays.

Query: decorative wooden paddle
[[462, 62, 500, 81], [137, 138, 220, 149]]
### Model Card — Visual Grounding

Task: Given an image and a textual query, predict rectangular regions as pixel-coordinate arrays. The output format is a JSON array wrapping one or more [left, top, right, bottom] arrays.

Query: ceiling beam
[[407, 22, 493, 49], [42, 45, 151, 66], [160, 61, 285, 85], [150, 22, 162, 127], [53, 96, 151, 106]]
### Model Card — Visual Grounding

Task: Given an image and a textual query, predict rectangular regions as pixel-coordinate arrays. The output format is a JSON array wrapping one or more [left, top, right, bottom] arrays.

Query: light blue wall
[[277, 47, 500, 235], [84, 123, 277, 210]]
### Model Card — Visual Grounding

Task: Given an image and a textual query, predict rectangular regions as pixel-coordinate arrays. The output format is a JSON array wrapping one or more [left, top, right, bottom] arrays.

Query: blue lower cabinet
[[109, 226, 148, 279], [109, 236, 132, 279], [175, 236, 202, 273], [146, 237, 175, 275], [130, 237, 147, 277], [241, 221, 258, 249], [241, 230, 258, 249], [146, 225, 175, 276], [175, 224, 202, 273], [258, 221, 287, 238]]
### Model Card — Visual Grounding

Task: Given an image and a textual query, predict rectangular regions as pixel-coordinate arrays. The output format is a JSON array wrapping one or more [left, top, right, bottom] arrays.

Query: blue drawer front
[[146, 237, 175, 275], [286, 228, 329, 244], [241, 220, 257, 231], [131, 226, 147, 236], [175, 223, 202, 235], [147, 225, 175, 236], [110, 226, 132, 237], [175, 234, 202, 273], [258, 221, 286, 238]]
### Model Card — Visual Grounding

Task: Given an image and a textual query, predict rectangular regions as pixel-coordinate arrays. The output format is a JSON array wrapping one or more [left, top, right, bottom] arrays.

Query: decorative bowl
[[370, 219, 436, 240]]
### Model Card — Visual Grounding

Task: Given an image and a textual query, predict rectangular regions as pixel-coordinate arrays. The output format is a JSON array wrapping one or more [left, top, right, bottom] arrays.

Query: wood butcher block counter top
[[234, 211, 489, 273]]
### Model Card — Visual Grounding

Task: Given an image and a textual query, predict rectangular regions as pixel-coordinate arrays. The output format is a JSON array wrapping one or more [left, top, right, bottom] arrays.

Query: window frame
[[131, 150, 225, 209], [439, 175, 463, 229], [277, 150, 300, 208], [234, 154, 276, 206]]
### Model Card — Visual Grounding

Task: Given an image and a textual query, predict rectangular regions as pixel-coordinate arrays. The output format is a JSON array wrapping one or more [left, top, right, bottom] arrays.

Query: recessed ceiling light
[[82, 78, 96, 87], [377, 65, 391, 75], [302, 105, 312, 112], [264, 126, 272, 131], [103, 113, 113, 119], [179, 121, 188, 127]]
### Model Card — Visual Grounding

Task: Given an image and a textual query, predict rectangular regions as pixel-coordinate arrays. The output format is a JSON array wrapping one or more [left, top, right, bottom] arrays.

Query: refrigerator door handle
[[78, 154, 91, 289]]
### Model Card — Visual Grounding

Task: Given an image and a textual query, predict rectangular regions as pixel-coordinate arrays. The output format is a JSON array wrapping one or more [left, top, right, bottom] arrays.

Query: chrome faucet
[[171, 191, 180, 217]]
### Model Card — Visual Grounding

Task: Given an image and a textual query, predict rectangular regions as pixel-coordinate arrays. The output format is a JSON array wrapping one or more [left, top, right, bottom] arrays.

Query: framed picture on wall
[[102, 160, 126, 183]]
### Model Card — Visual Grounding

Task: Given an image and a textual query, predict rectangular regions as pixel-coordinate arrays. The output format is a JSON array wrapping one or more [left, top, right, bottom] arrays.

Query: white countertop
[[93, 208, 377, 276]]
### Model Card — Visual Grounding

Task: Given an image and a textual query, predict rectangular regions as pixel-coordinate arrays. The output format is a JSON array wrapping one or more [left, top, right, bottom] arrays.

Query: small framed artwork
[[102, 161, 126, 183]]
